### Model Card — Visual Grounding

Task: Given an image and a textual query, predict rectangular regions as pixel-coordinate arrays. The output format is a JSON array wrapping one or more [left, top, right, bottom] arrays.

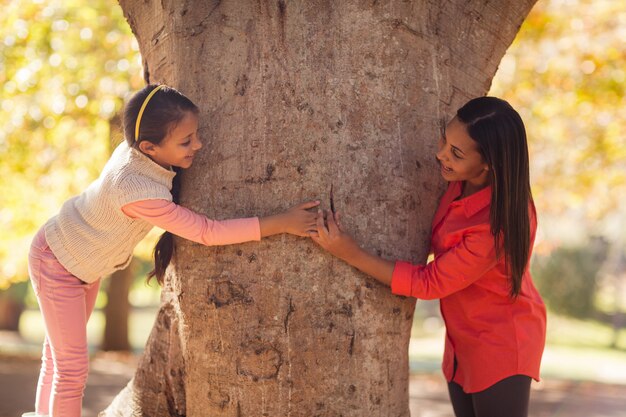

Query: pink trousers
[[27, 227, 100, 417]]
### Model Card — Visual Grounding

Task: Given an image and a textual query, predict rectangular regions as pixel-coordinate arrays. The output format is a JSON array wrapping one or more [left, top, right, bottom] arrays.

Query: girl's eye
[[181, 140, 191, 147]]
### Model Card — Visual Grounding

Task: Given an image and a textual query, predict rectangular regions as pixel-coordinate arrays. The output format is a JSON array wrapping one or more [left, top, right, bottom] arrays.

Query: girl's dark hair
[[123, 84, 199, 285], [456, 96, 532, 297]]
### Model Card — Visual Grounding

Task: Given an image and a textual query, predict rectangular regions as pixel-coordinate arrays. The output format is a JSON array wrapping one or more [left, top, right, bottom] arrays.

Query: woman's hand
[[260, 201, 320, 238], [310, 209, 362, 262], [310, 209, 395, 286]]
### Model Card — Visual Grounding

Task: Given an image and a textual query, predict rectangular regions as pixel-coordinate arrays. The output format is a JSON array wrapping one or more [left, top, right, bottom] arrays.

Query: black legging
[[447, 375, 532, 417]]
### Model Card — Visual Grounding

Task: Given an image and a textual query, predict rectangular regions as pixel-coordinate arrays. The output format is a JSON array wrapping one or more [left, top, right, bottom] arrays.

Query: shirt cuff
[[391, 261, 413, 297]]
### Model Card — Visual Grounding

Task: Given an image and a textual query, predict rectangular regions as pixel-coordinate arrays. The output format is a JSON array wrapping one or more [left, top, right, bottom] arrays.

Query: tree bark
[[104, 1, 537, 415]]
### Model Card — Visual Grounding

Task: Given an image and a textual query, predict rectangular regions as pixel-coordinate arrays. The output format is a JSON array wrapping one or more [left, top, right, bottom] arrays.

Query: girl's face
[[140, 112, 201, 169], [436, 117, 489, 190]]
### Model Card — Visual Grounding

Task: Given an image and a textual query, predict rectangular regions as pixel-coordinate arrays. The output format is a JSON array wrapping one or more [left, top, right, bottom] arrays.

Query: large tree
[[103, 1, 536, 416]]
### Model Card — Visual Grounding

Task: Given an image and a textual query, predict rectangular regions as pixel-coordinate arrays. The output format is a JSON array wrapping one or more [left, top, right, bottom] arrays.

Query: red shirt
[[391, 181, 546, 393]]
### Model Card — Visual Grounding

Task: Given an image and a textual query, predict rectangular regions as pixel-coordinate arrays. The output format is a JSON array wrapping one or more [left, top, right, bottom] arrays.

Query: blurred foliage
[[531, 238, 608, 318], [1, 0, 624, 301], [0, 0, 146, 289], [491, 0, 626, 245]]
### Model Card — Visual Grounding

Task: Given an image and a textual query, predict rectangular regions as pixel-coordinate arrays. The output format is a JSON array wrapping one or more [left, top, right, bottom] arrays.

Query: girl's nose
[[193, 137, 202, 151]]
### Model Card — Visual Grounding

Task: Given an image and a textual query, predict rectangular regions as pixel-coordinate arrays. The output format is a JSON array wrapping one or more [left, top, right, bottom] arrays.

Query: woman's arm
[[391, 229, 498, 299], [311, 209, 498, 299]]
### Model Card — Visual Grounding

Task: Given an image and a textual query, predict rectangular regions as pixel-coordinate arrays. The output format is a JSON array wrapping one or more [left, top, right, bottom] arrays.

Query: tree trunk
[[102, 259, 134, 352], [104, 1, 537, 415]]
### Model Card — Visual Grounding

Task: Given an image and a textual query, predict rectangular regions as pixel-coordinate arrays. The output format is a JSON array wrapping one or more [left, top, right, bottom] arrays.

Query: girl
[[24, 84, 319, 417], [311, 97, 546, 417]]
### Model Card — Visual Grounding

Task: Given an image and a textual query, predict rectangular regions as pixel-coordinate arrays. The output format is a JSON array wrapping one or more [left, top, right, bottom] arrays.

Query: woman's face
[[436, 117, 489, 189]]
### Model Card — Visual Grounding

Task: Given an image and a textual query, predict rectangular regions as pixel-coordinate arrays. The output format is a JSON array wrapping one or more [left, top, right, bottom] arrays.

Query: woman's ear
[[138, 140, 157, 156]]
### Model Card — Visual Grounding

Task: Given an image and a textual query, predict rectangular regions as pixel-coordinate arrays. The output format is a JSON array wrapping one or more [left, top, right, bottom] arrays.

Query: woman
[[311, 96, 546, 417]]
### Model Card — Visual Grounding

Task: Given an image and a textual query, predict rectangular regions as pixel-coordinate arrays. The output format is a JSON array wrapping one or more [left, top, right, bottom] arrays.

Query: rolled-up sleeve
[[391, 228, 498, 300], [122, 199, 261, 246]]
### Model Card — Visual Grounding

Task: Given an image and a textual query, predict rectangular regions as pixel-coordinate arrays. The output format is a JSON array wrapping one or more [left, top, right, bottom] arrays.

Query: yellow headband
[[135, 85, 165, 141]]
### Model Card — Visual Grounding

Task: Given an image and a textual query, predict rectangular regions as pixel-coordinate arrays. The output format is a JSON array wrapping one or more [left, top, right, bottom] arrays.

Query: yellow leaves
[[0, 0, 143, 287], [491, 0, 626, 235]]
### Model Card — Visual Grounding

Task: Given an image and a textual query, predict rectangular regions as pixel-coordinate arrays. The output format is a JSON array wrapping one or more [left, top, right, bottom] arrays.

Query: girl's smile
[[139, 111, 201, 169]]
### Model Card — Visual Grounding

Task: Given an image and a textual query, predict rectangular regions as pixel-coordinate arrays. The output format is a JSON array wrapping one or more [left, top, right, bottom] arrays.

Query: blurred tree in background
[[531, 238, 608, 318], [491, 0, 626, 321], [491, 0, 625, 243], [0, 0, 624, 335], [0, 0, 143, 292], [0, 0, 155, 338]]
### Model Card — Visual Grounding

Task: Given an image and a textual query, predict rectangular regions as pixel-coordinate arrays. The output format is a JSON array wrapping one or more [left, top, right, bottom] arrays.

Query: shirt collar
[[450, 181, 492, 218]]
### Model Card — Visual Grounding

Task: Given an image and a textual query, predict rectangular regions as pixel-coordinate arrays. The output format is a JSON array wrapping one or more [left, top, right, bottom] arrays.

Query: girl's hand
[[282, 201, 321, 236], [260, 201, 320, 238], [310, 209, 362, 262]]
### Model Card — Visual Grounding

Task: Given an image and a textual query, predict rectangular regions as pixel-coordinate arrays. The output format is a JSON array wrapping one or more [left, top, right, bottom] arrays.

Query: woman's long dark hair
[[457, 96, 532, 297], [122, 84, 199, 285]]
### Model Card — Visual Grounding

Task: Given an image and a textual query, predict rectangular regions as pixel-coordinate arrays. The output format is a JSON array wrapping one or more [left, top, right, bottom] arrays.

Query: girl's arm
[[122, 200, 319, 246], [310, 209, 394, 286]]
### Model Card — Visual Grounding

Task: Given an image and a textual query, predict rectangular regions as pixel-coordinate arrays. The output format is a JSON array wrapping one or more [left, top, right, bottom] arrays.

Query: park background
[[0, 0, 624, 416]]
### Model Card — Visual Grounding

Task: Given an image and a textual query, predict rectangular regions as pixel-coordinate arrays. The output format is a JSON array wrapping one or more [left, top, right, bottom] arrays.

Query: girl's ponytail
[[147, 167, 181, 285]]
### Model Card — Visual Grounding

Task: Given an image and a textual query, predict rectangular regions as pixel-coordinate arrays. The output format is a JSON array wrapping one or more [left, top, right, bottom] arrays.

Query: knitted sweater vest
[[44, 141, 176, 283]]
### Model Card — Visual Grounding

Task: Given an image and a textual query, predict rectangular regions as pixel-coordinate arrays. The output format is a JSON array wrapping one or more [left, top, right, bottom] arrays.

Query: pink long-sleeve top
[[121, 199, 261, 245]]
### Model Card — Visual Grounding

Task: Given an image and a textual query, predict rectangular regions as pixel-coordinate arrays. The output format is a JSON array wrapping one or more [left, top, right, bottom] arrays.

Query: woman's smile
[[440, 162, 453, 173]]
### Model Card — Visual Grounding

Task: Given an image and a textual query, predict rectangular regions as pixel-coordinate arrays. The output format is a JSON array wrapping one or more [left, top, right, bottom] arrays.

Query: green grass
[[7, 307, 626, 385], [15, 307, 158, 355], [541, 344, 626, 383], [409, 311, 626, 385], [546, 314, 626, 349]]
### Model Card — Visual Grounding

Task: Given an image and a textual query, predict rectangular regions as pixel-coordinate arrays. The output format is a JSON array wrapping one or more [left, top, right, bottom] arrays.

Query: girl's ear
[[138, 140, 157, 156]]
